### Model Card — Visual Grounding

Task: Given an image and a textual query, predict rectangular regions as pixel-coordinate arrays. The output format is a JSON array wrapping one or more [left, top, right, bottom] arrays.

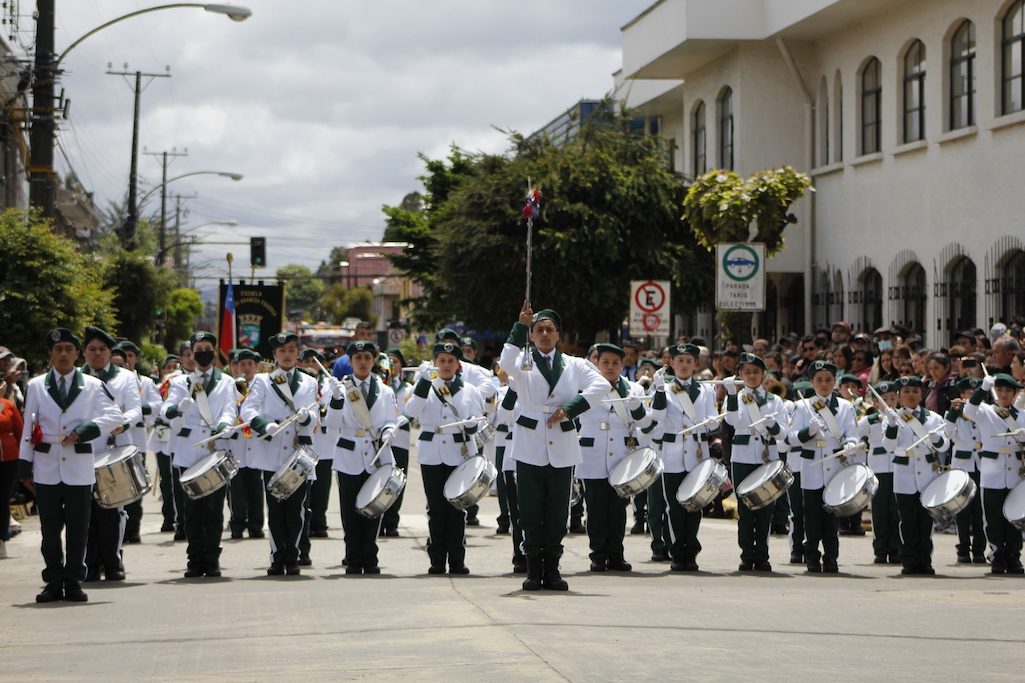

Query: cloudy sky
[[34, 0, 653, 283]]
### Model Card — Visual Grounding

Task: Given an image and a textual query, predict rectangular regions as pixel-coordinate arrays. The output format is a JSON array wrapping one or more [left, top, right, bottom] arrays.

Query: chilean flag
[[220, 281, 237, 359]]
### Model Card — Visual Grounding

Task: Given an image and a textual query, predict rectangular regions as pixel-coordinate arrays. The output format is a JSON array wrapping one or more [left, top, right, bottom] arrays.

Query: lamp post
[[28, 2, 252, 221]]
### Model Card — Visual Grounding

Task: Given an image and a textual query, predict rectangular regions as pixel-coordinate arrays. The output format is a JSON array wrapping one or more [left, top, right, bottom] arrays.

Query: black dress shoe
[[173, 530, 186, 541], [823, 561, 839, 574], [105, 570, 126, 581], [991, 563, 1008, 575], [344, 565, 362, 575], [771, 525, 789, 536], [35, 583, 63, 603], [384, 528, 399, 538], [901, 565, 919, 576], [512, 559, 528, 574], [124, 535, 142, 544], [230, 530, 244, 540], [465, 516, 480, 527], [806, 563, 822, 573], [311, 529, 328, 539], [363, 566, 381, 575], [920, 565, 936, 576], [606, 558, 632, 572], [495, 525, 510, 535], [568, 521, 586, 534], [630, 521, 646, 535], [738, 562, 754, 572], [651, 549, 670, 562], [249, 529, 265, 539], [185, 562, 205, 578], [1008, 563, 1025, 575], [428, 564, 446, 575], [589, 561, 607, 572], [84, 567, 101, 583], [449, 564, 470, 575], [790, 554, 804, 564], [62, 582, 88, 603], [973, 554, 988, 565], [285, 565, 301, 576], [160, 523, 175, 533], [298, 557, 313, 567], [753, 561, 772, 572], [267, 564, 285, 576], [887, 555, 903, 565], [671, 561, 699, 572], [956, 554, 971, 564], [874, 555, 888, 564], [204, 564, 222, 578]]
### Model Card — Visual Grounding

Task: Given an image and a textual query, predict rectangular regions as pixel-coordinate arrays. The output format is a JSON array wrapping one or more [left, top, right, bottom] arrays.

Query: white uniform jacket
[[650, 377, 717, 474], [725, 387, 784, 466], [499, 325, 608, 468], [858, 413, 891, 474], [405, 376, 485, 466], [326, 374, 397, 475], [84, 364, 142, 449], [162, 368, 239, 469], [460, 363, 498, 401], [577, 377, 654, 479], [882, 407, 948, 495], [497, 385, 517, 474], [389, 378, 414, 458], [943, 405, 982, 474], [20, 370, 126, 485], [241, 368, 318, 473], [963, 394, 1025, 490], [786, 394, 859, 490], [780, 399, 802, 473]]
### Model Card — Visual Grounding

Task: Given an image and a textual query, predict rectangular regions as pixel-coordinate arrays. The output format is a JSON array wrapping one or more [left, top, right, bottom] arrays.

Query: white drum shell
[[444, 456, 498, 511], [267, 445, 318, 502], [822, 464, 878, 517], [94, 446, 151, 509], [1003, 479, 1025, 530], [922, 469, 977, 522], [609, 447, 663, 498], [676, 458, 731, 513], [180, 451, 239, 500], [736, 461, 794, 511], [356, 464, 407, 519]]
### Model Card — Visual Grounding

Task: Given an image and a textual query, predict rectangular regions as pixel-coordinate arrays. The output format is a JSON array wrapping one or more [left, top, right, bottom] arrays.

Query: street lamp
[[160, 219, 238, 268], [29, 2, 252, 223]]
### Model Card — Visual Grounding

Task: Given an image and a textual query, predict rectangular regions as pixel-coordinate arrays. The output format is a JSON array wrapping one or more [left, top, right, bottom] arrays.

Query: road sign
[[629, 280, 670, 337], [716, 242, 766, 311], [387, 326, 407, 345]]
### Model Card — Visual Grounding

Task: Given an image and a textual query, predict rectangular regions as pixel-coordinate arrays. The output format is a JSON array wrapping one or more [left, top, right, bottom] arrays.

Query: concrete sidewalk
[[3, 454, 1025, 681]]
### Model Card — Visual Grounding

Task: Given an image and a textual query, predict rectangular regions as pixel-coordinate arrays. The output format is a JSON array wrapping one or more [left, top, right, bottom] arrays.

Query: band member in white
[[162, 331, 238, 578], [242, 333, 319, 576], [786, 360, 859, 574], [405, 342, 485, 574], [881, 376, 949, 576], [859, 381, 900, 565], [499, 303, 607, 591], [302, 348, 335, 540], [115, 340, 161, 545], [943, 376, 987, 565], [326, 340, 398, 575], [382, 347, 414, 537], [228, 349, 265, 540], [20, 328, 126, 603]]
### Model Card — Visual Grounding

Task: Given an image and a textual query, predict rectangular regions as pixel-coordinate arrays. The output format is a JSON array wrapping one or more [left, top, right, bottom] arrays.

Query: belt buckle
[[815, 440, 827, 448], [599, 422, 610, 431], [354, 429, 366, 437]]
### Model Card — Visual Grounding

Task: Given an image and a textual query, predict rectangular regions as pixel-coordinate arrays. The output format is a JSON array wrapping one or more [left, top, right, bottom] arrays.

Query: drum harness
[[668, 379, 710, 461], [993, 405, 1025, 477], [897, 409, 944, 474], [431, 379, 471, 460], [741, 389, 774, 464]]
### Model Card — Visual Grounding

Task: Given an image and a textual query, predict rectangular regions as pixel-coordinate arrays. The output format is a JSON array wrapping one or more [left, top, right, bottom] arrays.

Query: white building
[[619, 0, 1025, 346]]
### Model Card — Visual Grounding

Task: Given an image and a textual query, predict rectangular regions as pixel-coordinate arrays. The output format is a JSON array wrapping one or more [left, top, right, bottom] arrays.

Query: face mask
[[877, 340, 892, 352], [194, 350, 215, 367]]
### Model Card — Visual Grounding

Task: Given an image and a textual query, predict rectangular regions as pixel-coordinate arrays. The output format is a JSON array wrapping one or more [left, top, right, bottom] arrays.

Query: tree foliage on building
[[277, 263, 325, 318]]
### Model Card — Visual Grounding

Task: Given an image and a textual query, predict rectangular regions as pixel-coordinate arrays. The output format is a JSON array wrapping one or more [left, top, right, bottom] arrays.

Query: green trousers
[[337, 471, 381, 568], [871, 473, 900, 558], [896, 492, 934, 568], [124, 498, 143, 539], [382, 447, 409, 532], [228, 467, 265, 535], [495, 449, 510, 528], [582, 478, 628, 562], [662, 471, 701, 562], [955, 471, 985, 557], [803, 487, 839, 563], [35, 483, 92, 584], [176, 467, 226, 565], [85, 499, 124, 575], [156, 452, 178, 530], [647, 473, 669, 553], [732, 462, 773, 564], [516, 461, 572, 555], [983, 487, 1023, 566], [308, 459, 334, 534], [787, 471, 805, 557], [422, 463, 466, 567], [262, 473, 309, 567], [501, 469, 525, 563]]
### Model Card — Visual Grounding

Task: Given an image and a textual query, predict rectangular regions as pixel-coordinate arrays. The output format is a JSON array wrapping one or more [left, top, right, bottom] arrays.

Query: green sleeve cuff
[[215, 421, 231, 434], [18, 460, 32, 479], [726, 395, 738, 411], [330, 397, 345, 410], [250, 415, 270, 435], [640, 422, 657, 434], [766, 422, 781, 436], [798, 427, 813, 443], [142, 404, 152, 416], [165, 404, 181, 420], [413, 378, 432, 399], [501, 389, 518, 410], [884, 425, 899, 439], [507, 322, 528, 348], [969, 388, 987, 406], [630, 405, 646, 421], [74, 421, 101, 442], [391, 447, 409, 457], [652, 391, 666, 410], [563, 395, 590, 419], [945, 408, 962, 422]]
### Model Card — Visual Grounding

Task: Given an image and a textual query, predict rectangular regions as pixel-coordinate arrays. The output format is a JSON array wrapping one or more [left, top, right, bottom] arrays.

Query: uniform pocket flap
[[516, 416, 538, 430], [337, 437, 356, 451], [579, 437, 595, 447]]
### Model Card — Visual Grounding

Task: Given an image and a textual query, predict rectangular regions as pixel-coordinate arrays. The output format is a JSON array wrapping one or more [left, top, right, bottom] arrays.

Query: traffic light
[[250, 237, 266, 267]]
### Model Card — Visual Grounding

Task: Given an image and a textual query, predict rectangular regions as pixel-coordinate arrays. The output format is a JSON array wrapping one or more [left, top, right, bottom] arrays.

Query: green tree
[[682, 167, 813, 342], [0, 209, 116, 360], [319, 285, 376, 326], [103, 251, 159, 344], [277, 263, 325, 318], [164, 288, 204, 349], [315, 246, 349, 285]]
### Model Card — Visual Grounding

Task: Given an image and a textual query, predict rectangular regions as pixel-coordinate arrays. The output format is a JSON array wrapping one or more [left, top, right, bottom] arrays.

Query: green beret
[[738, 352, 766, 371], [115, 340, 141, 354], [236, 349, 261, 362], [433, 341, 464, 360], [874, 381, 896, 395], [793, 380, 814, 398], [178, 342, 191, 354], [531, 308, 561, 331], [994, 373, 1022, 390], [594, 343, 625, 359], [435, 328, 460, 342], [460, 336, 478, 351], [190, 331, 216, 346], [110, 346, 127, 360], [227, 349, 240, 362], [639, 358, 660, 369], [83, 326, 117, 349], [896, 376, 925, 390], [46, 327, 81, 349], [838, 373, 862, 386], [300, 348, 325, 362], [269, 332, 300, 349], [162, 354, 180, 366], [809, 360, 837, 376], [347, 340, 378, 357], [955, 376, 981, 392], [385, 347, 406, 368], [668, 343, 701, 358]]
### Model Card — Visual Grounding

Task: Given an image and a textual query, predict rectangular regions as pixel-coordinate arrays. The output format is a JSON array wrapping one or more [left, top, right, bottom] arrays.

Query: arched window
[[903, 41, 926, 143], [947, 256, 977, 333], [718, 87, 734, 170], [817, 78, 830, 166], [833, 71, 844, 162], [1003, 0, 1025, 114], [861, 58, 882, 154], [950, 20, 976, 129], [860, 268, 884, 332], [693, 101, 706, 177], [899, 262, 927, 334], [1000, 249, 1025, 321]]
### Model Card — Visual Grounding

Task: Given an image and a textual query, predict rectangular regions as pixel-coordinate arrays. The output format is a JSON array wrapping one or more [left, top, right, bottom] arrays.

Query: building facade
[[621, 0, 1025, 346]]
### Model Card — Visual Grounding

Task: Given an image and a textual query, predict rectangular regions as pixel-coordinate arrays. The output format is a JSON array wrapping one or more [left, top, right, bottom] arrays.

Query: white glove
[[414, 360, 432, 383], [762, 413, 777, 430], [329, 378, 344, 399], [217, 426, 234, 440], [981, 375, 995, 392], [177, 397, 194, 416], [652, 373, 665, 392], [627, 396, 642, 411], [884, 409, 899, 427], [265, 422, 281, 436], [296, 407, 311, 424], [724, 377, 739, 395], [431, 376, 448, 394], [380, 426, 395, 444], [807, 416, 821, 437]]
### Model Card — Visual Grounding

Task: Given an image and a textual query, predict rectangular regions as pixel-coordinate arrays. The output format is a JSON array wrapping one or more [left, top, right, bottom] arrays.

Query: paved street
[[4, 454, 1025, 682]]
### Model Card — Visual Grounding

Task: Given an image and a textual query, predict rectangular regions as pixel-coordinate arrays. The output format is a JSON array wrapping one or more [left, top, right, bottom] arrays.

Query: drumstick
[[192, 420, 252, 449], [820, 441, 867, 462], [904, 426, 945, 454], [980, 364, 1003, 405], [679, 411, 727, 436], [312, 357, 332, 378]]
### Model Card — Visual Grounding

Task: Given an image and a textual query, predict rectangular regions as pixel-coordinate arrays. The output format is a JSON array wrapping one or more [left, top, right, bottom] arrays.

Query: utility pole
[[143, 147, 187, 265], [106, 64, 170, 250], [173, 194, 183, 272], [28, 0, 56, 218]]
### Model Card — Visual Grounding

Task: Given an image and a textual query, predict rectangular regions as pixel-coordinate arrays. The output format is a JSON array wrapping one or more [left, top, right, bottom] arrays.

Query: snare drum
[[444, 456, 498, 511], [180, 450, 239, 500], [609, 447, 663, 498], [921, 469, 977, 523], [676, 458, 730, 512], [1002, 479, 1025, 530], [473, 421, 497, 452], [822, 464, 878, 517], [736, 460, 794, 511], [355, 464, 407, 519], [266, 445, 318, 502], [94, 445, 151, 509]]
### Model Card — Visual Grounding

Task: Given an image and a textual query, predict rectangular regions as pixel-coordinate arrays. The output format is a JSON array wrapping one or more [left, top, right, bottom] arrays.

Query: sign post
[[629, 280, 671, 338], [716, 243, 766, 311]]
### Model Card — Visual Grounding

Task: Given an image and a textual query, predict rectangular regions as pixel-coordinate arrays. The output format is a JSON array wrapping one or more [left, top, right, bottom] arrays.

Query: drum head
[[181, 451, 224, 483], [736, 461, 783, 496], [1003, 480, 1025, 520], [609, 448, 655, 487], [823, 464, 869, 507], [676, 458, 718, 501], [443, 458, 485, 499], [356, 467, 392, 508], [921, 470, 970, 508], [94, 445, 138, 467]]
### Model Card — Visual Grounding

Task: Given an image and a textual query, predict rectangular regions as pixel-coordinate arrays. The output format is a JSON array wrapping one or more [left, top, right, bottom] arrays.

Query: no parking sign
[[629, 280, 670, 337]]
